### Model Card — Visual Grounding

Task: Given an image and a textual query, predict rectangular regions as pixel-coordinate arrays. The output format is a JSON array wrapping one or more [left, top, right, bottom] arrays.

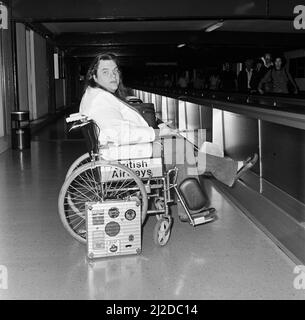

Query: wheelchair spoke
[[80, 170, 98, 190], [68, 214, 84, 224], [79, 170, 99, 186], [112, 178, 136, 198], [65, 207, 85, 225], [71, 171, 104, 201], [126, 190, 141, 198], [65, 197, 89, 205], [59, 161, 148, 243], [65, 198, 84, 214], [66, 192, 100, 207], [75, 172, 100, 198], [66, 189, 92, 200], [116, 184, 140, 199], [73, 218, 86, 232], [68, 184, 94, 202], [72, 177, 96, 193], [65, 211, 84, 219], [87, 167, 102, 190], [101, 167, 114, 199], [110, 178, 123, 197], [67, 186, 94, 197]]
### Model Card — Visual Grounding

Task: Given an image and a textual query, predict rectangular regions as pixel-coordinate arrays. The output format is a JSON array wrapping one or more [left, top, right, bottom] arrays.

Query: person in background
[[177, 71, 189, 88], [237, 59, 255, 93], [164, 74, 172, 88], [193, 71, 206, 90], [258, 56, 298, 95], [219, 62, 237, 92], [259, 53, 274, 92], [208, 72, 221, 90], [250, 59, 266, 93], [261, 53, 274, 71]]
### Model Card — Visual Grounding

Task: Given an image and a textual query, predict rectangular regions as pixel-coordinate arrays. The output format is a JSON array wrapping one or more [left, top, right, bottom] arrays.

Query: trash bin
[[11, 111, 31, 150]]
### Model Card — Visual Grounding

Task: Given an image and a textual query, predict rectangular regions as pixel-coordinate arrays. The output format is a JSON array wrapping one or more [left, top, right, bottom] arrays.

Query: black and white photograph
[[0, 0, 305, 304]]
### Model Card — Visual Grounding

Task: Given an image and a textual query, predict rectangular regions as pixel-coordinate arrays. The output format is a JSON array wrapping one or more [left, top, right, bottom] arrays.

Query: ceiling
[[42, 20, 216, 34], [12, 0, 304, 66], [34, 19, 303, 67], [42, 19, 296, 34]]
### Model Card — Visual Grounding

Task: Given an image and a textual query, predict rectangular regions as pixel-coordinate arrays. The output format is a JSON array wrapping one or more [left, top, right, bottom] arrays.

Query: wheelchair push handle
[[66, 113, 93, 132], [66, 112, 89, 123]]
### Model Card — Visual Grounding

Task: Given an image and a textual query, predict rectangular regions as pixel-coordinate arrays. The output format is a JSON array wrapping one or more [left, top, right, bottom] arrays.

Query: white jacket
[[79, 87, 156, 160]]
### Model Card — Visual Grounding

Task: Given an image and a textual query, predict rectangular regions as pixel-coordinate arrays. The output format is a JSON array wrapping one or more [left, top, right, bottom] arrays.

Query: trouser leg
[[197, 151, 238, 187]]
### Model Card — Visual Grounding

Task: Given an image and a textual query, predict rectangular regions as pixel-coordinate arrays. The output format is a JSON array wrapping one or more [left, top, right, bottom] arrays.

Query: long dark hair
[[84, 52, 127, 99]]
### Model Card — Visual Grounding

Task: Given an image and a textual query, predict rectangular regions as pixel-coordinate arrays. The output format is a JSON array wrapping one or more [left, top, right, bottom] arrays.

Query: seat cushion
[[100, 143, 153, 160]]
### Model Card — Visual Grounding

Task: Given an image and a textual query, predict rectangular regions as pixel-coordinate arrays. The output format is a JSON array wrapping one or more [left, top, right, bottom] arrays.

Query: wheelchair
[[58, 113, 215, 247]]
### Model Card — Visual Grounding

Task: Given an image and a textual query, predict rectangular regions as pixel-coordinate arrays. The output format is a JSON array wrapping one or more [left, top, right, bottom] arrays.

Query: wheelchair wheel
[[65, 153, 92, 180], [153, 218, 172, 247], [58, 160, 148, 244]]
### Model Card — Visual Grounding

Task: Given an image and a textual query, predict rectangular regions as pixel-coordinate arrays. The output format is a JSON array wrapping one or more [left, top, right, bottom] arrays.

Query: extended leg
[[196, 149, 258, 187]]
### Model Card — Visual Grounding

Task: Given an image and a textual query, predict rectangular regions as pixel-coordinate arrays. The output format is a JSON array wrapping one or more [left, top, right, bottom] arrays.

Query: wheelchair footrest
[[190, 207, 216, 226]]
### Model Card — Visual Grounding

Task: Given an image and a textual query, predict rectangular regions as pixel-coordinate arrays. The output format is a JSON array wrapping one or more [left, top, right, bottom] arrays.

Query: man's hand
[[158, 122, 179, 137]]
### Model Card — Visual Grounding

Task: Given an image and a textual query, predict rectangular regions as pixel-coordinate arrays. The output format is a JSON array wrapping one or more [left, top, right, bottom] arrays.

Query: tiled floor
[[0, 118, 304, 299]]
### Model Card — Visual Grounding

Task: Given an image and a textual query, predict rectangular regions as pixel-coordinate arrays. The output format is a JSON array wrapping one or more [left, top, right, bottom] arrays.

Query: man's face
[[245, 59, 253, 70], [94, 59, 120, 93], [256, 61, 263, 70], [275, 58, 282, 70], [265, 54, 272, 64]]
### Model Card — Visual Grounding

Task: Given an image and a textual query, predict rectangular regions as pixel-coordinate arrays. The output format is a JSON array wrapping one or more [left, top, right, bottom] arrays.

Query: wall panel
[[33, 32, 48, 119], [16, 23, 29, 112], [223, 111, 259, 163], [261, 121, 305, 204], [55, 79, 66, 109]]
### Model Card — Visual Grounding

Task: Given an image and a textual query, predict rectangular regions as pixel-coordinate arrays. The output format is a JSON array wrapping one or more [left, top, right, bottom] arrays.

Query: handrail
[[131, 85, 305, 130]]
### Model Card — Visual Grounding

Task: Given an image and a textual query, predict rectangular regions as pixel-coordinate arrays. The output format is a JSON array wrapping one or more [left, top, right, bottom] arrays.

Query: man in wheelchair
[[77, 52, 257, 223]]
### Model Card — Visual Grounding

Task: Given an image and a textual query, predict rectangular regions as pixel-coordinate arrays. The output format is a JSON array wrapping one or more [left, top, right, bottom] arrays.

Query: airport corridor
[[0, 117, 304, 300]]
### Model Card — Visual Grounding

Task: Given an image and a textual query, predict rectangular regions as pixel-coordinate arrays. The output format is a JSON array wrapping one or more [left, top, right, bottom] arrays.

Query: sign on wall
[[0, 2, 8, 29]]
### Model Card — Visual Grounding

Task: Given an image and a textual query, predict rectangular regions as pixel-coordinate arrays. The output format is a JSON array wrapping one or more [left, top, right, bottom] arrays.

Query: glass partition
[[178, 100, 186, 131], [167, 97, 178, 128], [161, 96, 167, 122]]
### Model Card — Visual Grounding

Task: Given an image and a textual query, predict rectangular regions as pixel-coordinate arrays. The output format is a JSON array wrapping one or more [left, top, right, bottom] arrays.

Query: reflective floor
[[0, 118, 304, 300]]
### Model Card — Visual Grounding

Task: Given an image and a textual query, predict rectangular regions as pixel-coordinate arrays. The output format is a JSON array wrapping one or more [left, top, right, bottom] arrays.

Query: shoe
[[202, 207, 216, 216], [233, 153, 258, 184], [178, 215, 189, 223]]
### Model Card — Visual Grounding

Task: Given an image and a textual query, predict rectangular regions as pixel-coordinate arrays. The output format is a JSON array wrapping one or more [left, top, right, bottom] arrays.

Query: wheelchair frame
[[58, 116, 179, 247], [58, 114, 215, 248]]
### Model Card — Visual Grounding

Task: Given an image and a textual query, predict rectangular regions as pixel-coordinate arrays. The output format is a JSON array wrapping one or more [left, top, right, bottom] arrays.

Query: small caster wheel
[[154, 197, 165, 221], [153, 218, 172, 247]]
